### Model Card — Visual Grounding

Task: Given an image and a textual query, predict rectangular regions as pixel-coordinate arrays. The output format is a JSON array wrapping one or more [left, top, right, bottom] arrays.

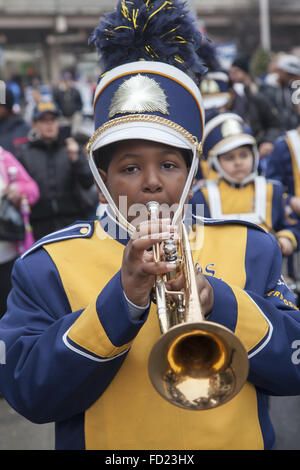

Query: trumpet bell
[[148, 321, 249, 410]]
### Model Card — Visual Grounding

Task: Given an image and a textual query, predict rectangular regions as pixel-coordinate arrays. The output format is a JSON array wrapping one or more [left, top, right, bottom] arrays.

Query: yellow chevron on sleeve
[[231, 286, 269, 352], [68, 299, 131, 358], [42, 221, 131, 358]]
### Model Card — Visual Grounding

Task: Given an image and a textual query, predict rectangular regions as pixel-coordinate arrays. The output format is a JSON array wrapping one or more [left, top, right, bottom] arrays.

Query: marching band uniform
[[191, 113, 300, 250], [265, 126, 300, 202], [1, 0, 300, 451], [264, 126, 300, 281], [196, 72, 233, 182], [0, 211, 299, 450]]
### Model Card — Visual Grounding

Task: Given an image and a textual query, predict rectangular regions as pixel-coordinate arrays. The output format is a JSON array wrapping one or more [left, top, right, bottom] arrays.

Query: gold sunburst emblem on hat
[[109, 74, 170, 118], [221, 119, 243, 137]]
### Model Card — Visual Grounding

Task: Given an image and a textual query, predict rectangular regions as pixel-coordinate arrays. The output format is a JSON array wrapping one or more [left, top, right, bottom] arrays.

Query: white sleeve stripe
[[62, 328, 130, 363], [21, 223, 92, 259], [244, 292, 274, 359]]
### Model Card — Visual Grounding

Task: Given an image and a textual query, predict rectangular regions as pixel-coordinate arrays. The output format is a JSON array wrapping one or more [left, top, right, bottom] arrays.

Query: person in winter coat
[[16, 101, 96, 241], [0, 89, 30, 155], [0, 146, 39, 317], [229, 54, 284, 160], [52, 73, 83, 137], [260, 54, 300, 133]]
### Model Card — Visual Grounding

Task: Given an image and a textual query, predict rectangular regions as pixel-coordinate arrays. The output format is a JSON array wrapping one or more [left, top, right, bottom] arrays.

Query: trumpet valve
[[163, 237, 178, 262]]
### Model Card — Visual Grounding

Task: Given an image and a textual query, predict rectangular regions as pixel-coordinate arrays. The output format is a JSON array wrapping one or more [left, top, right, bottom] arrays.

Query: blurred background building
[[0, 0, 299, 85]]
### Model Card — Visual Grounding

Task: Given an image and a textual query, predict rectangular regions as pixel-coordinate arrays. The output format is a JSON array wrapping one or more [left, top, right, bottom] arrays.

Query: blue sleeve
[[0, 249, 148, 424], [205, 230, 300, 396], [271, 181, 300, 247], [189, 188, 211, 219], [265, 138, 295, 195]]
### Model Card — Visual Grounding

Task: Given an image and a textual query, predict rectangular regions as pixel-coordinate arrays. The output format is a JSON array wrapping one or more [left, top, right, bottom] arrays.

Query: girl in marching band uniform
[[191, 113, 300, 257], [266, 125, 300, 220]]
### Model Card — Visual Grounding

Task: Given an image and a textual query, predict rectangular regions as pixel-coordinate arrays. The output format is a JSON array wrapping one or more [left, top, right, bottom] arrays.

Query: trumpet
[[147, 201, 249, 410]]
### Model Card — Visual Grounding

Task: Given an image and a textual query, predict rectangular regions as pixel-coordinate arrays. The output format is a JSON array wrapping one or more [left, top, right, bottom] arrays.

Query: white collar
[[206, 176, 267, 225]]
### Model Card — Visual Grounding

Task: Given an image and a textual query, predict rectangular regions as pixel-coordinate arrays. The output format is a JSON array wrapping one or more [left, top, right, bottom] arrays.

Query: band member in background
[[266, 124, 300, 220], [190, 112, 300, 257], [0, 0, 300, 451]]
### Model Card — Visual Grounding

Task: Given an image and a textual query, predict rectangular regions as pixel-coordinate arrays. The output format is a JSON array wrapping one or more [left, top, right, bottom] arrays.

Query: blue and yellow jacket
[[190, 177, 300, 249], [0, 216, 300, 450], [265, 129, 300, 200]]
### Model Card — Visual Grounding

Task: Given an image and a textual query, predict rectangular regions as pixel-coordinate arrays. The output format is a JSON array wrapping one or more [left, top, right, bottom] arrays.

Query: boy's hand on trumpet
[[165, 272, 214, 318], [121, 218, 178, 307]]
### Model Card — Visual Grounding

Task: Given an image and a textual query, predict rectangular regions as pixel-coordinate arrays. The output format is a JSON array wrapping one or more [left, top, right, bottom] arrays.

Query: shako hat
[[200, 71, 231, 110], [203, 112, 259, 185], [86, 0, 207, 231]]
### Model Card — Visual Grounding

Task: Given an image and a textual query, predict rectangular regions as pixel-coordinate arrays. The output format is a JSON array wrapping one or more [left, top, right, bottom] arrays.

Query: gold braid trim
[[86, 114, 202, 156]]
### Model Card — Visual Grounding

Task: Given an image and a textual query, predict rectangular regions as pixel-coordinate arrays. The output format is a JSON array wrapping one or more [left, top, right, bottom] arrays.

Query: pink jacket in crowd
[[0, 146, 40, 205], [0, 146, 40, 258]]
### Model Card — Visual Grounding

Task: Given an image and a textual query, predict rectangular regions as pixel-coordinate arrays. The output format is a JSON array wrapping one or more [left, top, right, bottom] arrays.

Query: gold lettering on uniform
[[266, 290, 299, 310]]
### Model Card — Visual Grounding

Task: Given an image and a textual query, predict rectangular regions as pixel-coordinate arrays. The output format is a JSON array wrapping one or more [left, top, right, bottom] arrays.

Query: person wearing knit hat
[[1, 0, 300, 452], [231, 53, 251, 76], [0, 89, 30, 155]]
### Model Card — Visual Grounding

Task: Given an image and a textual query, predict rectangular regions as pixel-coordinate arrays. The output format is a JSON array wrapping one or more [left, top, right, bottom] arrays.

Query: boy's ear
[[95, 168, 108, 204]]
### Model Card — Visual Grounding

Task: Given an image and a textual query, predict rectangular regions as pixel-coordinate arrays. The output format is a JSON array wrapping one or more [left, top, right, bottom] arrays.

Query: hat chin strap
[[172, 142, 198, 226], [88, 141, 199, 235], [210, 145, 259, 187], [88, 149, 136, 236]]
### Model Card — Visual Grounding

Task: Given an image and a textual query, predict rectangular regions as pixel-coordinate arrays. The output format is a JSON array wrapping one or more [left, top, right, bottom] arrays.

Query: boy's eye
[[124, 165, 139, 173], [162, 162, 177, 169]]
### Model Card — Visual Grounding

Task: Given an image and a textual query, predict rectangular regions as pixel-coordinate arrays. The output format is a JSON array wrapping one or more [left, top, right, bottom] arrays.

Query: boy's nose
[[142, 168, 163, 193]]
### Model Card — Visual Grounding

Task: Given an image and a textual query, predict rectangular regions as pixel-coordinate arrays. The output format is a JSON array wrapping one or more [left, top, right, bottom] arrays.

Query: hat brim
[[209, 134, 256, 158], [34, 111, 59, 120], [90, 120, 194, 154], [203, 93, 230, 110]]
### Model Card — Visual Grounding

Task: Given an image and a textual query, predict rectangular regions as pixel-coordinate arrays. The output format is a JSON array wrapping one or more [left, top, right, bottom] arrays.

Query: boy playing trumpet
[[0, 0, 300, 450]]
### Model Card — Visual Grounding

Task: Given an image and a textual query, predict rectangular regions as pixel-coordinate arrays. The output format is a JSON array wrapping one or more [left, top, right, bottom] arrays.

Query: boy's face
[[98, 139, 189, 224], [218, 145, 253, 183]]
